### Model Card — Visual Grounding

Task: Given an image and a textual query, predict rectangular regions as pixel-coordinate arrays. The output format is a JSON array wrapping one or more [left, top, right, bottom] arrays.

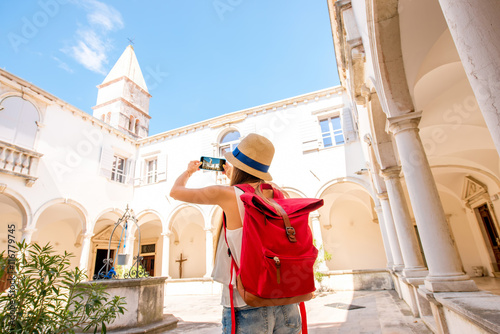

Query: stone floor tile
[[160, 290, 432, 333]]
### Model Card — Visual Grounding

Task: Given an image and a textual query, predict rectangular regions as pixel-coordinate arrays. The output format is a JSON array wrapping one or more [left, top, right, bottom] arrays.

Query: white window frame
[[111, 155, 127, 183], [319, 116, 344, 148], [219, 130, 241, 157], [146, 158, 158, 184]]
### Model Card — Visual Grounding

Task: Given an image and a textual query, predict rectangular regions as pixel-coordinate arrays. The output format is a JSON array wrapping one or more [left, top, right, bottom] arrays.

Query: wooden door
[[142, 255, 155, 277], [478, 204, 500, 270]]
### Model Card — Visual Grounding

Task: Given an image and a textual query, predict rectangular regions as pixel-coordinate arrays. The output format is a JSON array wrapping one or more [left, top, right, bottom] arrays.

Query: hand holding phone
[[199, 156, 226, 172]]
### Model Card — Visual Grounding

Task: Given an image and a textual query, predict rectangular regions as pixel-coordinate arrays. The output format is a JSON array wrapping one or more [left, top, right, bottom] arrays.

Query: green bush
[[0, 241, 126, 334], [313, 240, 332, 286]]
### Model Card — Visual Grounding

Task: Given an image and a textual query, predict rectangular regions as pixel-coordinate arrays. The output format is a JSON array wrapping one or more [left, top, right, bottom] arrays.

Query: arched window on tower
[[101, 114, 105, 122], [135, 119, 140, 135], [219, 130, 240, 157], [106, 112, 111, 123], [129, 115, 135, 132], [0, 96, 40, 149]]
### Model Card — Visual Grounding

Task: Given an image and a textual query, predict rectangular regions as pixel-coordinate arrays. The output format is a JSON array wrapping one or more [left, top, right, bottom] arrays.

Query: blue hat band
[[232, 147, 270, 173]]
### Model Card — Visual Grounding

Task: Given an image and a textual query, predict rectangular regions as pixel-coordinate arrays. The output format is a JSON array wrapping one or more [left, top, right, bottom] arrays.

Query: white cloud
[[64, 0, 124, 74], [64, 29, 108, 74], [83, 0, 124, 32], [52, 56, 74, 73]]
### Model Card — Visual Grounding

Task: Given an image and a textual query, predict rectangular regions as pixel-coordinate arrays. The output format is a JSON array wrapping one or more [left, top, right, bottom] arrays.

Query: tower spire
[[92, 46, 151, 138]]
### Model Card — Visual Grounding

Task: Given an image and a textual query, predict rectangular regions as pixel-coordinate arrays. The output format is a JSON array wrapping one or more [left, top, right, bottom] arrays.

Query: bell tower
[[92, 45, 151, 138]]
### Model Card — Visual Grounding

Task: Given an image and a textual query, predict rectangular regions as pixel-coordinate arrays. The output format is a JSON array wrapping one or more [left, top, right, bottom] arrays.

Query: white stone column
[[79, 233, 93, 274], [161, 232, 171, 278], [377, 193, 405, 271], [381, 167, 428, 278], [310, 212, 329, 272], [204, 228, 214, 278], [20, 227, 36, 244], [438, 0, 500, 156], [388, 114, 477, 291], [374, 203, 394, 269]]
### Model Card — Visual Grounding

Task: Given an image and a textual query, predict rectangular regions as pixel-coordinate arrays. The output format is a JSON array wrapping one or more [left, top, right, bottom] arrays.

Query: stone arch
[[167, 204, 207, 278], [33, 198, 88, 233], [132, 210, 163, 277], [31, 198, 88, 270], [135, 119, 140, 135], [366, 0, 414, 117], [0, 94, 42, 149], [90, 208, 127, 279], [92, 207, 125, 226], [135, 209, 166, 231], [316, 176, 376, 201], [0, 92, 44, 122], [166, 203, 206, 231], [128, 115, 135, 131], [0, 187, 31, 229], [316, 178, 386, 271], [282, 187, 307, 199], [0, 188, 31, 254]]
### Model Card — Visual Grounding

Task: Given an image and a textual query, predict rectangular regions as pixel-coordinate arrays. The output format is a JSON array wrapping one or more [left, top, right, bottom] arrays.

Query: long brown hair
[[230, 166, 261, 186], [213, 167, 262, 260]]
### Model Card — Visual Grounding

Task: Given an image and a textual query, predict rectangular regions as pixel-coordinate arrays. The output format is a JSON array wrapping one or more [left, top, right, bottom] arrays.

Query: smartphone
[[199, 156, 226, 172]]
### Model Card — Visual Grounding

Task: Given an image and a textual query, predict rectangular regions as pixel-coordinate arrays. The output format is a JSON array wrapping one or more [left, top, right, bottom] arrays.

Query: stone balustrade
[[0, 139, 42, 186]]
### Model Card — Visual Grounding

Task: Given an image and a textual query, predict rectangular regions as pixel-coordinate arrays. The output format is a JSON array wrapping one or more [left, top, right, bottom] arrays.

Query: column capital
[[82, 232, 94, 240], [20, 227, 37, 235], [380, 166, 402, 180], [310, 211, 320, 220], [377, 192, 389, 200], [161, 231, 172, 237], [204, 227, 214, 233], [387, 111, 422, 135]]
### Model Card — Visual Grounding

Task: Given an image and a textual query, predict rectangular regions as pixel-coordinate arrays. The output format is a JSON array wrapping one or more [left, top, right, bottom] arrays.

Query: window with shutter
[[99, 146, 115, 179], [111, 155, 126, 183], [157, 154, 167, 182], [146, 158, 158, 184], [319, 116, 345, 148], [126, 159, 135, 184], [0, 96, 40, 149]]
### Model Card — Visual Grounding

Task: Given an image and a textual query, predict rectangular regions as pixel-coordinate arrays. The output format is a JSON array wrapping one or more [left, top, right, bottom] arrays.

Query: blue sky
[[0, 0, 339, 136]]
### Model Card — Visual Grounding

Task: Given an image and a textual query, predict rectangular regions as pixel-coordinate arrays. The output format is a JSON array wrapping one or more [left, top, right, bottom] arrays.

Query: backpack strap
[[249, 183, 297, 243], [299, 301, 308, 334], [222, 213, 238, 334], [259, 191, 297, 243]]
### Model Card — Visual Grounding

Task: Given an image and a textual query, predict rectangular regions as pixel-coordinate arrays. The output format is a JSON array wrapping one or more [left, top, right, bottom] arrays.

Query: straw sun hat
[[224, 133, 275, 181]]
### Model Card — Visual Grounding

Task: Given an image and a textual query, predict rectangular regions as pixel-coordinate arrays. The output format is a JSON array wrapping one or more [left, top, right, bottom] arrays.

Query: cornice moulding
[[140, 86, 344, 145]]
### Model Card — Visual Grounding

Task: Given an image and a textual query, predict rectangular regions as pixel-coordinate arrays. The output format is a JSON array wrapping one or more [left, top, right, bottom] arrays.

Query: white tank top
[[211, 187, 247, 307]]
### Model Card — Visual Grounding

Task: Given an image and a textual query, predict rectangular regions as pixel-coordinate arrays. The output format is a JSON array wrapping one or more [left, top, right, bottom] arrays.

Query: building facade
[[0, 45, 389, 286], [1, 1, 500, 331]]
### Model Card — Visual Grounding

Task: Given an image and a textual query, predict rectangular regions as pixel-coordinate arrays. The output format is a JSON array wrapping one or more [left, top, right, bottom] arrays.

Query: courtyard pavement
[[162, 290, 431, 334]]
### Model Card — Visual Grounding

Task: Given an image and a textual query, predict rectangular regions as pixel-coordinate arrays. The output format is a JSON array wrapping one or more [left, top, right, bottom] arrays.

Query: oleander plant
[[0, 241, 126, 334]]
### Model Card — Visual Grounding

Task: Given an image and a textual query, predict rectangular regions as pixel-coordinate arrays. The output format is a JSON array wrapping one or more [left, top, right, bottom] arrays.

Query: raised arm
[[170, 160, 233, 206]]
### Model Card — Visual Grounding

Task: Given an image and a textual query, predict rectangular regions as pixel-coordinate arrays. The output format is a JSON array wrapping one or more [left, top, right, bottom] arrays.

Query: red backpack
[[223, 183, 324, 334]]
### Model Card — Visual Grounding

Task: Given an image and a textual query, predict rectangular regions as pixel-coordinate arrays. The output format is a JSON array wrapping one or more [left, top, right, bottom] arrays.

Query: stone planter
[[78, 277, 177, 333]]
